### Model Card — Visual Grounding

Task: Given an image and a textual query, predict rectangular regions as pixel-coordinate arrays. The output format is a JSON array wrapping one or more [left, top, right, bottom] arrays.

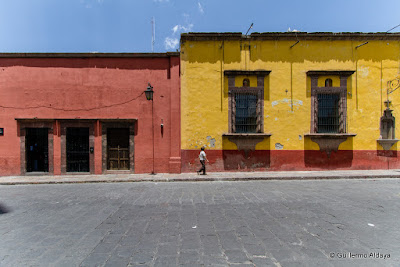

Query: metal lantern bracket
[[144, 83, 156, 174], [387, 78, 400, 96], [377, 78, 400, 150]]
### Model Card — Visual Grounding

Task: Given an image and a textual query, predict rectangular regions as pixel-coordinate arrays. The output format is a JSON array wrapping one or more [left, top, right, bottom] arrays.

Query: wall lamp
[[145, 83, 154, 101], [144, 83, 155, 175]]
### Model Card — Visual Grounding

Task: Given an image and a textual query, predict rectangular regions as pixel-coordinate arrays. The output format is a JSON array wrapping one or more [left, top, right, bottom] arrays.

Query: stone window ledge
[[304, 133, 356, 138], [377, 139, 399, 150], [223, 133, 271, 151], [223, 133, 272, 138], [304, 133, 356, 157]]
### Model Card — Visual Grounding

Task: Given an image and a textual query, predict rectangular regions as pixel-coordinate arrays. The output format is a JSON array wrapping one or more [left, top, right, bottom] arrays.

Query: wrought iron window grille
[[317, 93, 340, 133], [234, 92, 258, 133]]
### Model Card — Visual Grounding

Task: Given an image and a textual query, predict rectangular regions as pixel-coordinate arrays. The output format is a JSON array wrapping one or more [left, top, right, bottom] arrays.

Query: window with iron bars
[[308, 71, 353, 134], [226, 72, 269, 134], [311, 88, 346, 133], [230, 89, 262, 133], [317, 93, 340, 133], [234, 92, 258, 133]]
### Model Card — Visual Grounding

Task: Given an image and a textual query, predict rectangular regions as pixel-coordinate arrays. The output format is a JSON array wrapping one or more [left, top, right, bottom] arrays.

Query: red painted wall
[[0, 54, 181, 176]]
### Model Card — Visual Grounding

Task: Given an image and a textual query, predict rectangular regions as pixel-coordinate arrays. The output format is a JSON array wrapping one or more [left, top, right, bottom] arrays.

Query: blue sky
[[0, 0, 399, 53]]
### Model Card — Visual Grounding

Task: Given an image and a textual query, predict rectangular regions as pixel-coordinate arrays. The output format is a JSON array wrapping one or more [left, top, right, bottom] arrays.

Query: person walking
[[197, 147, 209, 175]]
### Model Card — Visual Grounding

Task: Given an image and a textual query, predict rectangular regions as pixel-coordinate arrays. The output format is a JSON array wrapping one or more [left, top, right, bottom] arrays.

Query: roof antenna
[[151, 17, 155, 52], [245, 23, 253, 36]]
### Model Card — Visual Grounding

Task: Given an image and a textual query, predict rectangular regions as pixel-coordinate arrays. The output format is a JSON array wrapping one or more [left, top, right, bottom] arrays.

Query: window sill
[[223, 133, 271, 151], [304, 133, 356, 157], [304, 133, 356, 138], [377, 139, 399, 150], [25, 171, 51, 176], [223, 133, 272, 138]]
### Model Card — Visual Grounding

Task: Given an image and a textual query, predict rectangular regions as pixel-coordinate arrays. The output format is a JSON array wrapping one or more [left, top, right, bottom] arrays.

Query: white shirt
[[199, 151, 206, 160]]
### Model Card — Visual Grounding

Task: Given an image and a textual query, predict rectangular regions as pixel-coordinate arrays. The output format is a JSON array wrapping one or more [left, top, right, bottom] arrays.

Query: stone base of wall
[[169, 157, 182, 173]]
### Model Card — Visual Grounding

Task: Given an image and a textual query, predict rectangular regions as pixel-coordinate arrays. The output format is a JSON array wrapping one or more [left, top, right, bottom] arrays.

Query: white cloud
[[198, 2, 204, 14], [164, 14, 193, 50], [172, 25, 179, 34], [81, 0, 103, 8], [164, 37, 179, 50], [172, 24, 193, 34], [185, 24, 193, 32]]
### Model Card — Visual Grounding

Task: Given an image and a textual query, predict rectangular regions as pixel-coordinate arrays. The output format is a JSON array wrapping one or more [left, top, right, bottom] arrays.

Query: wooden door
[[26, 128, 49, 172], [66, 127, 89, 172], [107, 128, 130, 170]]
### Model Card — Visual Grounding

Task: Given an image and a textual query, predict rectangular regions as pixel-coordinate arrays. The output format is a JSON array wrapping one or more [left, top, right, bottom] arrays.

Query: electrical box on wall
[[0, 128, 3, 136]]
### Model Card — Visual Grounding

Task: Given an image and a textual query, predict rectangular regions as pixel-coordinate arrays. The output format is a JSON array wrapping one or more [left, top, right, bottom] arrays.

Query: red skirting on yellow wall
[[181, 150, 400, 172]]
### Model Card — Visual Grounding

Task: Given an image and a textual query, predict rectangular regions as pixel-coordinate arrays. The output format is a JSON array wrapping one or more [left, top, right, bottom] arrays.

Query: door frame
[[101, 120, 135, 174], [61, 121, 95, 174], [18, 120, 54, 175]]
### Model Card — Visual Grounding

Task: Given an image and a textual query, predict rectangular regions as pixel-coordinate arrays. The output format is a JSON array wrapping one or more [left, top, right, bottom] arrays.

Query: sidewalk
[[1, 169, 400, 185]]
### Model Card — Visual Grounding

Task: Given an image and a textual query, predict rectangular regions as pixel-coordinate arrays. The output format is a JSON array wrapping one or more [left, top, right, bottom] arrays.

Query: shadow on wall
[[304, 150, 353, 168], [0, 57, 178, 71], [222, 137, 270, 170], [377, 142, 398, 157], [304, 138, 354, 169], [183, 37, 399, 65], [222, 150, 271, 170]]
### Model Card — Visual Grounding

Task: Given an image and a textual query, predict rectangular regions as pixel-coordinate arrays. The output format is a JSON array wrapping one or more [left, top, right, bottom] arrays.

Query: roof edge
[[0, 52, 180, 58], [181, 32, 400, 41]]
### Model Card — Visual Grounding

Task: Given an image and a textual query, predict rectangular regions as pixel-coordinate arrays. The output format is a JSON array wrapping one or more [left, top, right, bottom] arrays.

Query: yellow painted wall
[[181, 37, 400, 151]]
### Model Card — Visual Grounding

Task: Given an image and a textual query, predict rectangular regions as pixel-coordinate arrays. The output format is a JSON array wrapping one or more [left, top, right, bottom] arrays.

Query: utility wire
[[0, 91, 144, 112], [386, 23, 400, 33]]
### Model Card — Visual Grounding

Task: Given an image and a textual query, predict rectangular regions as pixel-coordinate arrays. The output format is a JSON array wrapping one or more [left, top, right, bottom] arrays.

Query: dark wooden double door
[[67, 128, 90, 172], [26, 128, 49, 172]]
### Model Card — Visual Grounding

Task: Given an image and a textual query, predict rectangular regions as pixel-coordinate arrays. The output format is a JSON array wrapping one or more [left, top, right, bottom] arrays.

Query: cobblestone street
[[0, 179, 399, 266]]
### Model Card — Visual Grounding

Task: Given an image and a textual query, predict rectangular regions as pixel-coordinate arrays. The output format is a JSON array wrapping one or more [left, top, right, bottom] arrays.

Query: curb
[[1, 174, 400, 185]]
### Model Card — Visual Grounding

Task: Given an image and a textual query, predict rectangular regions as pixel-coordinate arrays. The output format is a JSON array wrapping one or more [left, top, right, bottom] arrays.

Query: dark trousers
[[198, 160, 206, 175]]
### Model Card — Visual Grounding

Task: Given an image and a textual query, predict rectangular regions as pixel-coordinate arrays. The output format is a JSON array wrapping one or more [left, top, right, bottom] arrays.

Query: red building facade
[[0, 53, 181, 176]]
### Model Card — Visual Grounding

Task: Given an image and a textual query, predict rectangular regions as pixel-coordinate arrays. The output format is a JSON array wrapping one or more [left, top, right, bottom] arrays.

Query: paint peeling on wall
[[271, 98, 303, 108], [358, 66, 370, 77], [275, 143, 284, 150], [206, 136, 216, 148], [188, 136, 218, 149]]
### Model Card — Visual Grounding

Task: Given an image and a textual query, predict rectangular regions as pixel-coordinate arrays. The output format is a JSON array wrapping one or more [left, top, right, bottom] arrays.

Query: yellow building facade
[[180, 32, 400, 172]]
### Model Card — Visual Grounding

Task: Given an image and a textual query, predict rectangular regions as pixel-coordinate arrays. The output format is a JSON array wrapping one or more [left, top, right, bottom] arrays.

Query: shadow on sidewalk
[[0, 203, 10, 214]]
